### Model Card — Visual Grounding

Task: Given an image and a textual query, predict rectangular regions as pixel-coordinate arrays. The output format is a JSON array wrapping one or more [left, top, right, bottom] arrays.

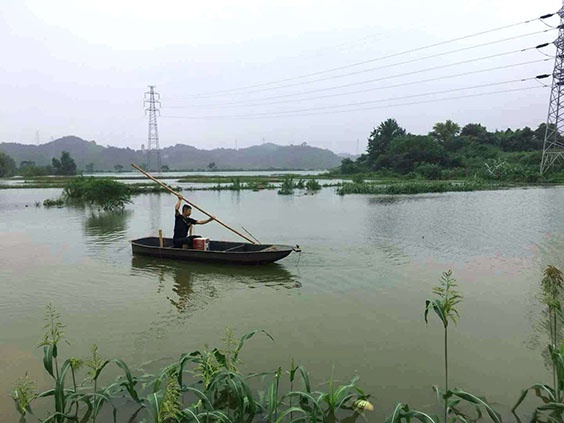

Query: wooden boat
[[130, 237, 296, 265]]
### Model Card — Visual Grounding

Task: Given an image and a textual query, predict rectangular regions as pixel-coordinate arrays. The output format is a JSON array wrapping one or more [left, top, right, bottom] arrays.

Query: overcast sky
[[1, 0, 560, 154]]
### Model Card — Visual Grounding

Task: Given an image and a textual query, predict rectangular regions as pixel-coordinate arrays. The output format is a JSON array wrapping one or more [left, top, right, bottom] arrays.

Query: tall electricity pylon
[[144, 85, 161, 173], [541, 5, 564, 174]]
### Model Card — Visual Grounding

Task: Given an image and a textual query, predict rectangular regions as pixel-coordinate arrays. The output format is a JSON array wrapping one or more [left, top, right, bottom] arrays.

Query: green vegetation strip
[[336, 180, 505, 195]]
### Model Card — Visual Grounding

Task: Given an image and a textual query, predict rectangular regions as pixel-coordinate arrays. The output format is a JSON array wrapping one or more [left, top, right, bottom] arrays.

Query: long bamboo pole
[[131, 163, 256, 244]]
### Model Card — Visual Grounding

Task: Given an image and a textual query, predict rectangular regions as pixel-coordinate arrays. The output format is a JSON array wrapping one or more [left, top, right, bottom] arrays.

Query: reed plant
[[385, 271, 501, 423]]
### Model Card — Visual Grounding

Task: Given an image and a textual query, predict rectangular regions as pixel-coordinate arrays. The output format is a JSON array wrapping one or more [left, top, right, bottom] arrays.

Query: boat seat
[[224, 244, 246, 252]]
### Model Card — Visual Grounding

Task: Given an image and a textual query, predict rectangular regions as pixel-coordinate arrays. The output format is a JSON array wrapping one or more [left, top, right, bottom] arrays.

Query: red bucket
[[193, 237, 209, 250]]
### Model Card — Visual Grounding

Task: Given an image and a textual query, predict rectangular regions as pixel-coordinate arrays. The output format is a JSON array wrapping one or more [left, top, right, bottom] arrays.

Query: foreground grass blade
[[449, 389, 502, 423], [233, 330, 274, 363], [512, 383, 555, 412], [384, 403, 439, 423]]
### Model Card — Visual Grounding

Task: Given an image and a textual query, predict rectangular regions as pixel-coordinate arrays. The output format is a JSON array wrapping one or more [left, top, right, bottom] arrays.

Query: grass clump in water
[[278, 176, 295, 195], [43, 198, 65, 207], [42, 177, 132, 211]]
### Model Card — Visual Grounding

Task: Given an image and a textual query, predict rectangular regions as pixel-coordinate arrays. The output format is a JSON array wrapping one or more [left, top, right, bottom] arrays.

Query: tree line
[[0, 151, 77, 177], [339, 119, 561, 182]]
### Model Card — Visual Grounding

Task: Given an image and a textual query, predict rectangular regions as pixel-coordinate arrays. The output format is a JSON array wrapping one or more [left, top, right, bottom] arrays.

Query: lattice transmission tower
[[541, 5, 564, 174], [144, 85, 162, 173]]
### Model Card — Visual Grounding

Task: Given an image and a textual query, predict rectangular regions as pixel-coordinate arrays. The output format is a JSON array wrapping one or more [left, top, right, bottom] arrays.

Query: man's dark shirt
[[174, 211, 197, 239]]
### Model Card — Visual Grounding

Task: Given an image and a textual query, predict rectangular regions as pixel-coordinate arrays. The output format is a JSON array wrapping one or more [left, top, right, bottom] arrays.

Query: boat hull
[[130, 237, 294, 265]]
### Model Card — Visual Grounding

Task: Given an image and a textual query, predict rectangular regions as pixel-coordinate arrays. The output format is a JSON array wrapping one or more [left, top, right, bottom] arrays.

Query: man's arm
[[175, 195, 182, 214], [196, 216, 215, 225]]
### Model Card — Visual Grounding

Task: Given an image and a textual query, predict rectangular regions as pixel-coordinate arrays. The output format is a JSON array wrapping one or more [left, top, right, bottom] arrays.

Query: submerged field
[[1, 181, 564, 421]]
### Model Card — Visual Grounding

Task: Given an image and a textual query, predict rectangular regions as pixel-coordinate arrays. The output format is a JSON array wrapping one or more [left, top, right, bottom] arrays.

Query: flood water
[[1, 184, 564, 421]]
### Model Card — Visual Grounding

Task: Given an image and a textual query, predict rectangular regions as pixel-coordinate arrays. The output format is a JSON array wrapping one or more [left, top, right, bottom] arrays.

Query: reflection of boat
[[131, 255, 297, 283], [85, 210, 131, 236], [130, 237, 295, 265], [131, 255, 300, 312]]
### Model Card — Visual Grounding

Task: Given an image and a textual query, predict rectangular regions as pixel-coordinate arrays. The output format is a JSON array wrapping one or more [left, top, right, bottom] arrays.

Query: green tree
[[0, 151, 16, 177], [340, 158, 358, 174], [377, 135, 447, 174], [85, 163, 95, 173], [114, 164, 124, 173], [461, 123, 499, 146], [430, 120, 460, 144], [498, 127, 542, 152], [52, 151, 77, 176], [366, 118, 406, 168]]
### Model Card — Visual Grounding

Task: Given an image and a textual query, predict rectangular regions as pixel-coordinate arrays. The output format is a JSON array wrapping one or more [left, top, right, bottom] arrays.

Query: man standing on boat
[[173, 195, 214, 248]]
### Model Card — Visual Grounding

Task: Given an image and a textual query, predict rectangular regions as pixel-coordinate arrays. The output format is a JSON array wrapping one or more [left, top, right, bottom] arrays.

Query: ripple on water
[[3, 186, 564, 420]]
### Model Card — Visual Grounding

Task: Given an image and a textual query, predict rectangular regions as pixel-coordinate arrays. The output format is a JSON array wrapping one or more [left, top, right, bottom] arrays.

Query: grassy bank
[[335, 180, 507, 195]]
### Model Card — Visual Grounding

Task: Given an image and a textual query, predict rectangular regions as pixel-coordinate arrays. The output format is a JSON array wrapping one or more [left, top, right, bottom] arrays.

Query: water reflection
[[84, 210, 130, 237], [130, 256, 300, 313], [148, 194, 162, 233], [368, 195, 426, 205], [169, 266, 195, 312]]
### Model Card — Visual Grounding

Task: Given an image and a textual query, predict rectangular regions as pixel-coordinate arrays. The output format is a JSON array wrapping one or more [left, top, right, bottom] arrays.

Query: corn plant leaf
[[40, 411, 76, 423], [112, 358, 141, 403], [192, 409, 233, 422], [43, 345, 55, 379], [449, 388, 501, 423], [233, 330, 274, 363], [296, 365, 312, 393], [91, 359, 110, 383], [425, 299, 447, 327], [146, 391, 163, 422], [537, 402, 564, 412], [177, 351, 201, 387], [285, 390, 325, 420], [273, 407, 308, 423], [77, 396, 93, 423], [54, 378, 65, 416], [181, 385, 213, 410], [384, 403, 439, 423], [59, 359, 74, 385], [36, 388, 55, 398], [512, 383, 555, 412], [181, 407, 202, 423], [213, 348, 227, 368]]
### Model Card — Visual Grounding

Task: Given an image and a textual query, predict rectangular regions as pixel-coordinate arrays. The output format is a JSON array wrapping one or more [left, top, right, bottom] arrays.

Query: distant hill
[[0, 136, 342, 171]]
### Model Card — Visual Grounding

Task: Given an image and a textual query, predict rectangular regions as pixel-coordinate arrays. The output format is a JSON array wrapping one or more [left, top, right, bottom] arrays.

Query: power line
[[161, 82, 548, 120], [165, 43, 551, 109], [164, 58, 549, 110], [174, 13, 555, 99], [170, 28, 554, 102]]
